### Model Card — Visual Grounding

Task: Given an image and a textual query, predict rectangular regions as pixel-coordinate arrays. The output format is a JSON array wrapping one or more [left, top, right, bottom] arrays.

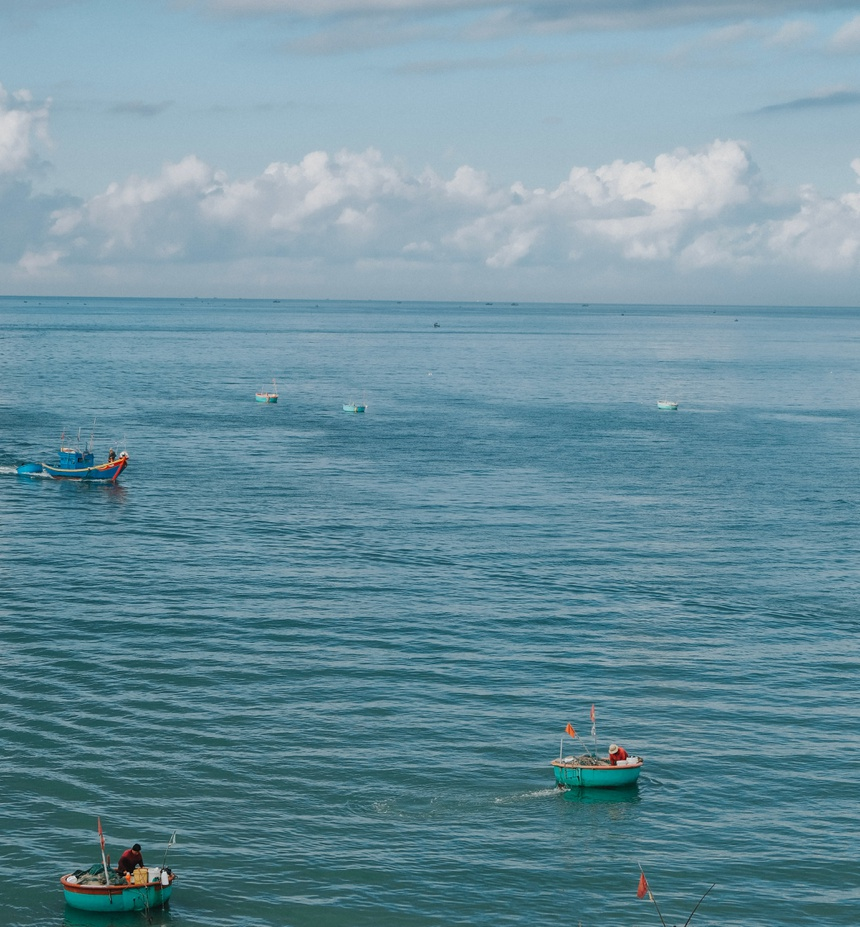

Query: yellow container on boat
[[132, 868, 149, 885]]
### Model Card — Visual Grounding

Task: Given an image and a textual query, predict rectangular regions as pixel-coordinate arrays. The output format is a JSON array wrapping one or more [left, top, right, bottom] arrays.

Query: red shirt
[[116, 848, 144, 875], [609, 747, 628, 765]]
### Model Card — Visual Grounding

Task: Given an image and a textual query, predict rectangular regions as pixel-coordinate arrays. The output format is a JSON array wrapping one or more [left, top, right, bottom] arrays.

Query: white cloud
[[830, 14, 860, 53], [23, 135, 856, 284], [190, 2, 860, 53], [0, 109, 850, 301], [198, 1, 857, 21], [50, 155, 216, 257], [765, 19, 816, 47], [18, 248, 65, 274], [0, 82, 50, 174]]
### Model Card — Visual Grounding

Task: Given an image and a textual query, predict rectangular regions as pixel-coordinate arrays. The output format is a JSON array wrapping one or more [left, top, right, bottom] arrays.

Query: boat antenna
[[590, 704, 597, 757], [161, 831, 177, 869], [88, 418, 97, 453], [96, 817, 110, 886], [680, 884, 715, 927]]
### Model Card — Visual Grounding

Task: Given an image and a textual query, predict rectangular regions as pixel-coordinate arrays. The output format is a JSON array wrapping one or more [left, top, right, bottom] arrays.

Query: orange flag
[[637, 872, 648, 899], [97, 816, 105, 851], [565, 722, 576, 738], [590, 704, 595, 723]]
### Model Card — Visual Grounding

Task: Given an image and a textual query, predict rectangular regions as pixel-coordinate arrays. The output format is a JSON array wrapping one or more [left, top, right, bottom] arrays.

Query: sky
[[1, 0, 860, 305]]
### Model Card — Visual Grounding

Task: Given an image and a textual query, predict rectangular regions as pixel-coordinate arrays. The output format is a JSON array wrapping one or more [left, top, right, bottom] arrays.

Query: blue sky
[[2, 0, 860, 304]]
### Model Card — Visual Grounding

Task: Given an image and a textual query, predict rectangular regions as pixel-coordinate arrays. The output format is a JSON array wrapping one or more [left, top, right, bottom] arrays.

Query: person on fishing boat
[[108, 448, 116, 462], [608, 743, 628, 765], [116, 843, 144, 876]]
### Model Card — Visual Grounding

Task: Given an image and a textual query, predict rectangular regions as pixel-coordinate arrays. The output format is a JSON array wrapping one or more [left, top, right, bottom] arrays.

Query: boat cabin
[[58, 447, 94, 469]]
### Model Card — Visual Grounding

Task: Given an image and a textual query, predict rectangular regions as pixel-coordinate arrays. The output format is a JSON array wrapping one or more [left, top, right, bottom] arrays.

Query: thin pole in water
[[162, 831, 177, 869], [97, 818, 110, 887], [681, 884, 715, 927]]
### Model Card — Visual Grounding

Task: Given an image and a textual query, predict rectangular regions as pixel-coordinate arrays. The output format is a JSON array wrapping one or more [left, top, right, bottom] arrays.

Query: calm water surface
[[0, 298, 858, 927]]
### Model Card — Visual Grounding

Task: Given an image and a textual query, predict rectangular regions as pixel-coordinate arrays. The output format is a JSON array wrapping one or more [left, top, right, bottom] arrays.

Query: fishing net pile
[[71, 863, 126, 886], [565, 754, 604, 766]]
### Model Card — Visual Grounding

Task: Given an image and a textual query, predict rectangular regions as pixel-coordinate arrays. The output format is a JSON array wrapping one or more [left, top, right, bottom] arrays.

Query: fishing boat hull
[[551, 757, 643, 788], [256, 393, 278, 403], [343, 404, 366, 413], [657, 400, 678, 411], [60, 874, 174, 912], [42, 455, 128, 482]]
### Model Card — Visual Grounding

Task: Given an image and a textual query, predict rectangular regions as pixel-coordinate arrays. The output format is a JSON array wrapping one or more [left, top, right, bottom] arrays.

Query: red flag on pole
[[590, 704, 595, 723], [565, 722, 576, 738], [97, 816, 105, 851], [637, 872, 648, 899]]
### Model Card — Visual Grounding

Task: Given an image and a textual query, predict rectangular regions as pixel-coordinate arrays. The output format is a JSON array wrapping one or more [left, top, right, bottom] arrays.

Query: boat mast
[[97, 817, 110, 886]]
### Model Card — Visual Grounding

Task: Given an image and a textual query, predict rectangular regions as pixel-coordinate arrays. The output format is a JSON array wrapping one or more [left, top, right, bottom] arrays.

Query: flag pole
[[162, 831, 177, 869], [590, 704, 597, 757], [638, 865, 668, 927], [564, 723, 591, 757], [97, 817, 110, 886]]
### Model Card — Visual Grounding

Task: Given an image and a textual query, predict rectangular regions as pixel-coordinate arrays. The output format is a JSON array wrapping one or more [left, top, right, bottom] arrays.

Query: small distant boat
[[343, 402, 366, 413], [256, 379, 279, 403], [657, 400, 679, 411], [551, 754, 643, 789], [18, 431, 128, 482]]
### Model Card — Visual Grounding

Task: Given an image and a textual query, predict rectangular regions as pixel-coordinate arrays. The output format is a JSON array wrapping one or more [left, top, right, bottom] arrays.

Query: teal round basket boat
[[60, 870, 175, 913], [551, 755, 643, 788]]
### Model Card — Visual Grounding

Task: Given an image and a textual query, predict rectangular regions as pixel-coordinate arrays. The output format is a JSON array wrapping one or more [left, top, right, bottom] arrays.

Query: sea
[[0, 297, 858, 927]]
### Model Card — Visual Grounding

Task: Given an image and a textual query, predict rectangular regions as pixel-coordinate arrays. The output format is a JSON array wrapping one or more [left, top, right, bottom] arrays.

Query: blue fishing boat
[[551, 755, 643, 788], [18, 433, 128, 482], [657, 399, 679, 410], [61, 868, 175, 913], [343, 402, 366, 413]]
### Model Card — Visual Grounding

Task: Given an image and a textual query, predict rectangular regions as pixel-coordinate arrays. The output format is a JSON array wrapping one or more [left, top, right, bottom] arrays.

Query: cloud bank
[[4, 82, 860, 302], [190, 1, 860, 54], [199, 0, 860, 24]]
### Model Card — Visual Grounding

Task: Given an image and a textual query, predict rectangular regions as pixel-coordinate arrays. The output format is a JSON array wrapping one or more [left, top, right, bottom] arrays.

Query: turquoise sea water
[[0, 298, 858, 927]]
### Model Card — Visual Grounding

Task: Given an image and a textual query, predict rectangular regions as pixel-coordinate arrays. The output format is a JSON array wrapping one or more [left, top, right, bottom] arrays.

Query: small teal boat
[[256, 379, 279, 403], [61, 869, 174, 912], [62, 819, 177, 913], [343, 402, 366, 413], [551, 755, 643, 788], [657, 399, 679, 411]]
